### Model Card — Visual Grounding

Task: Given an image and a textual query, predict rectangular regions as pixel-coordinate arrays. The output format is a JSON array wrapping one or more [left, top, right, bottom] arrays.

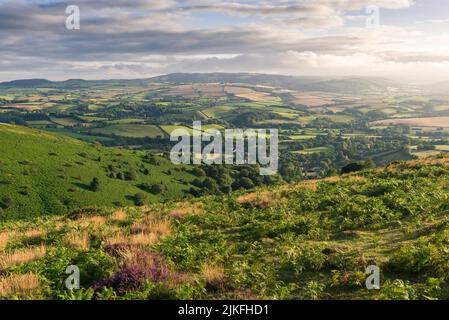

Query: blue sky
[[1, 0, 449, 83]]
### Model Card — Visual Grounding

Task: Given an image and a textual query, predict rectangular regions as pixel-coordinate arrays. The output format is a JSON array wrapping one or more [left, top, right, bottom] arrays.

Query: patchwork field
[[372, 117, 449, 127], [89, 125, 166, 138]]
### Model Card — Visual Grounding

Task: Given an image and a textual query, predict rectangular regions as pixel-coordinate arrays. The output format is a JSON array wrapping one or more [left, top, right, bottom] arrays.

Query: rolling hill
[[151, 73, 398, 94], [0, 73, 398, 94], [0, 124, 196, 219]]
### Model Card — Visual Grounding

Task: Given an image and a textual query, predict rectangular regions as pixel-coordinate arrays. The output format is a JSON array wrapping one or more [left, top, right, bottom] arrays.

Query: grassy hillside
[[0, 124, 195, 219], [1, 155, 449, 299]]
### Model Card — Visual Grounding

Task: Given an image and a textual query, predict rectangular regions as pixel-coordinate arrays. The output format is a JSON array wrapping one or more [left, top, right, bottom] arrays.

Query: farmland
[[2, 73, 449, 181], [2, 73, 449, 300]]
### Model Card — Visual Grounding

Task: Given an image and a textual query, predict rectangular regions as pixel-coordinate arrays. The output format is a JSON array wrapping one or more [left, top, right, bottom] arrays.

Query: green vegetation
[[2, 156, 449, 299]]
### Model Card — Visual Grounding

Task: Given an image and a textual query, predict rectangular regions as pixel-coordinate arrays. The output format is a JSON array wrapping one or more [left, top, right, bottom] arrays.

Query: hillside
[[0, 124, 196, 219], [1, 155, 449, 299]]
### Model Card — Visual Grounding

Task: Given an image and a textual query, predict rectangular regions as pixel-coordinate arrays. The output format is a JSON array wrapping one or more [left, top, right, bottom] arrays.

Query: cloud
[[1, 0, 449, 83]]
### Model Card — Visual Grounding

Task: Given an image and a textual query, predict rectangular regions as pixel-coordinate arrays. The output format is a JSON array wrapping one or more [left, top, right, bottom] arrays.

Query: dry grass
[[237, 191, 273, 208], [106, 218, 171, 247], [105, 232, 158, 247], [65, 232, 90, 250], [0, 273, 40, 298], [23, 229, 47, 241], [0, 246, 47, 270], [201, 263, 225, 284], [168, 203, 203, 218], [110, 210, 127, 222], [149, 219, 172, 238], [78, 215, 107, 228], [0, 232, 10, 251]]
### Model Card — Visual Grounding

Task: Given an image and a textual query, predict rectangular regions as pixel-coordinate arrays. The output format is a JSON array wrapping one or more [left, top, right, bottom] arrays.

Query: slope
[[0, 124, 196, 219], [2, 155, 449, 299]]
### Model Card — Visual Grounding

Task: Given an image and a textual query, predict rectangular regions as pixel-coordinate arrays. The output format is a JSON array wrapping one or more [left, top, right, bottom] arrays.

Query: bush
[[134, 193, 147, 206], [341, 160, 374, 174], [90, 177, 101, 192], [125, 169, 139, 181], [1, 196, 14, 209], [150, 184, 164, 195]]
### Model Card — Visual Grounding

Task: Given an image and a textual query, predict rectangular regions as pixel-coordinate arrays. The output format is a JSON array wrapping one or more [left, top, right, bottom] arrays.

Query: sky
[[1, 0, 449, 84]]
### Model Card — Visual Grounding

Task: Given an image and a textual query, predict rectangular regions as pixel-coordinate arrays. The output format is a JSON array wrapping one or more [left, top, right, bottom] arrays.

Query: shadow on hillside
[[72, 182, 91, 191]]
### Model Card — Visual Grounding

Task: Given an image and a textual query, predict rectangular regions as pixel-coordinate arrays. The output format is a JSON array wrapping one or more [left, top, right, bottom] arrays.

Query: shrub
[[93, 251, 177, 295], [125, 169, 139, 181], [341, 160, 374, 174], [90, 177, 101, 192], [150, 184, 164, 195], [134, 193, 147, 206], [1, 197, 14, 209]]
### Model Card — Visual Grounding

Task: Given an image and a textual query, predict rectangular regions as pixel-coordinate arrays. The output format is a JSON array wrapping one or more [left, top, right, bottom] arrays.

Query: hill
[[1, 155, 449, 299], [151, 73, 397, 93], [426, 80, 449, 93], [0, 73, 398, 94], [0, 124, 196, 219]]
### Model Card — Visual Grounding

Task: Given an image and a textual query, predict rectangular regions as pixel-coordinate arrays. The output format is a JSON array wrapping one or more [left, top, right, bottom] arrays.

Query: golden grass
[[149, 219, 172, 238], [0, 232, 10, 251], [168, 203, 203, 218], [237, 191, 273, 208], [110, 210, 127, 222], [78, 215, 107, 228], [129, 232, 159, 246], [119, 249, 157, 268], [106, 218, 171, 247], [0, 273, 40, 298], [23, 229, 46, 241], [0, 246, 47, 270], [201, 263, 225, 284], [105, 232, 158, 247], [65, 232, 90, 250]]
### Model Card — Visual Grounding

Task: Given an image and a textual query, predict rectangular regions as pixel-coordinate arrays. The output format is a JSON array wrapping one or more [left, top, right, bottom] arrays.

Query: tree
[[341, 160, 374, 174], [238, 177, 255, 190], [202, 177, 221, 195], [90, 177, 101, 192], [134, 192, 147, 206], [1, 197, 14, 209], [125, 169, 139, 181], [150, 184, 164, 195]]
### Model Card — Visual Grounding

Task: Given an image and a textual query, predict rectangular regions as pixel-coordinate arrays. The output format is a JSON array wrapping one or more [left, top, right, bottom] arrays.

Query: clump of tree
[[341, 160, 375, 174]]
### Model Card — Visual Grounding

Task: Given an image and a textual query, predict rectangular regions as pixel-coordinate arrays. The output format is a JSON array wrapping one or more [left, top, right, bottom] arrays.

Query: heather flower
[[93, 250, 181, 295]]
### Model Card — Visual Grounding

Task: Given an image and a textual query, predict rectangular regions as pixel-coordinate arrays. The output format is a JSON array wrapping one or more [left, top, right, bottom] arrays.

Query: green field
[[89, 124, 165, 138], [160, 125, 194, 135], [292, 147, 332, 154], [50, 117, 80, 127]]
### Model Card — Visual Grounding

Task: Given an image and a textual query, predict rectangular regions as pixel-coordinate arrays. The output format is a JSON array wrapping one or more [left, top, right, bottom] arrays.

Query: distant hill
[[0, 79, 54, 88], [151, 73, 397, 94], [0, 124, 196, 219], [0, 73, 398, 94], [425, 80, 449, 93]]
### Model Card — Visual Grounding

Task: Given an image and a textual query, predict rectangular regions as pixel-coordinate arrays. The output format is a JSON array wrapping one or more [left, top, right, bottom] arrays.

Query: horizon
[[2, 1, 449, 84], [0, 72, 440, 87]]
